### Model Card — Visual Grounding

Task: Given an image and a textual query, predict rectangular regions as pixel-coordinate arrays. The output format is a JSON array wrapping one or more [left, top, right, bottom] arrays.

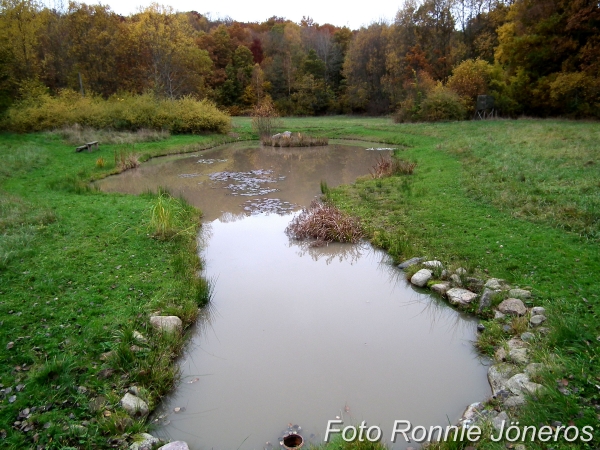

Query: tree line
[[1, 0, 598, 119]]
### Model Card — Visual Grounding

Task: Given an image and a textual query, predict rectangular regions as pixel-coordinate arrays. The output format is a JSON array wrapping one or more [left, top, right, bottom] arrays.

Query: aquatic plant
[[261, 132, 329, 147], [285, 200, 364, 244]]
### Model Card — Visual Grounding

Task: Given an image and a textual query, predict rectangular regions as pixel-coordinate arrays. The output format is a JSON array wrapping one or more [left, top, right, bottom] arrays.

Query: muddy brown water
[[97, 141, 490, 449]]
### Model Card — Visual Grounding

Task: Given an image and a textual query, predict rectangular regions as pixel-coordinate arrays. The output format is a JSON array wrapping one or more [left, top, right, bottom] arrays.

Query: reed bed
[[285, 200, 364, 244], [262, 132, 328, 147]]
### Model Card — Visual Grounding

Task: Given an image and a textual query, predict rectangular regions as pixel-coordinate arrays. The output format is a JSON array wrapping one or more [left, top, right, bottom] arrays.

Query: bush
[[251, 98, 281, 137], [419, 85, 466, 122], [1, 91, 231, 134]]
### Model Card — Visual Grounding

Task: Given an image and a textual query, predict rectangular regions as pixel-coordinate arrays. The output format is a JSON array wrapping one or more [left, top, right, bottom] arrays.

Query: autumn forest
[[0, 0, 599, 122]]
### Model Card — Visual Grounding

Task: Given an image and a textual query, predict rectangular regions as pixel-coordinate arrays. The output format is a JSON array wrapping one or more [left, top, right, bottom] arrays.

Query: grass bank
[[0, 131, 227, 448]]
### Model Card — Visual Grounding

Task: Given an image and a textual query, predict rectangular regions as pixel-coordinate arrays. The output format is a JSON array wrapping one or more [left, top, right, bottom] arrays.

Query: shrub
[[1, 91, 231, 134], [419, 85, 466, 122], [549, 72, 600, 117], [285, 200, 364, 244], [251, 98, 281, 137]]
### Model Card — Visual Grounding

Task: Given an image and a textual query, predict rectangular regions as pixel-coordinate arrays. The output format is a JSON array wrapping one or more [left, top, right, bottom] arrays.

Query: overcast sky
[[83, 0, 403, 29]]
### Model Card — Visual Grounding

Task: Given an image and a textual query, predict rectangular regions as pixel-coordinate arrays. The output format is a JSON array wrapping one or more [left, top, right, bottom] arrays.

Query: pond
[[97, 141, 490, 449]]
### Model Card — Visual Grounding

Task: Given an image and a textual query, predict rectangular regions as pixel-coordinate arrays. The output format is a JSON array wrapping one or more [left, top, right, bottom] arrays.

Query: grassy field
[[0, 131, 226, 448], [1, 117, 599, 449]]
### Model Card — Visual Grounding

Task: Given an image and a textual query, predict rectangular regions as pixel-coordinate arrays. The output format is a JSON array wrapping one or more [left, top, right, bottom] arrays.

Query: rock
[[509, 288, 531, 300], [492, 411, 509, 432], [440, 269, 448, 279], [133, 331, 147, 343], [282, 131, 292, 137], [446, 288, 478, 306], [158, 442, 190, 450], [521, 332, 535, 342], [77, 386, 88, 394], [478, 288, 495, 312], [459, 402, 484, 427], [531, 306, 546, 316], [495, 347, 507, 362], [6, 342, 14, 350], [494, 310, 506, 320], [507, 338, 527, 350], [410, 269, 432, 287], [423, 260, 443, 269], [271, 133, 281, 139], [515, 445, 526, 450], [488, 363, 518, 396], [150, 316, 182, 333], [397, 257, 424, 269], [485, 278, 505, 290], [504, 395, 526, 407], [450, 274, 462, 286], [538, 327, 550, 335], [128, 386, 140, 396], [477, 323, 486, 332], [455, 267, 467, 275], [506, 373, 544, 396], [130, 433, 161, 450], [466, 277, 484, 292], [509, 348, 529, 365], [502, 324, 512, 332], [530, 315, 547, 327], [525, 363, 544, 377], [431, 282, 450, 296], [130, 345, 143, 352], [498, 298, 527, 316], [120, 393, 149, 418]]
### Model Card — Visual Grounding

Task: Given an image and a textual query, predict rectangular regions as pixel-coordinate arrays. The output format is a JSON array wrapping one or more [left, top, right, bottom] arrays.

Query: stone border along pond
[[401, 257, 549, 438]]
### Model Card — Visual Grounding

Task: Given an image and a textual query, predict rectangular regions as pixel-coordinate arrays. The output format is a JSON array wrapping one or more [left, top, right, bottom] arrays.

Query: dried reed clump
[[285, 200, 364, 244], [114, 150, 139, 171], [251, 99, 282, 138], [370, 155, 416, 178], [56, 124, 170, 145], [262, 132, 329, 147]]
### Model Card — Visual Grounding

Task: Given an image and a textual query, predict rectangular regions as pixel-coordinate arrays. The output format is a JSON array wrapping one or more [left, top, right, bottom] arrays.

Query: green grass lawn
[[1, 118, 599, 449]]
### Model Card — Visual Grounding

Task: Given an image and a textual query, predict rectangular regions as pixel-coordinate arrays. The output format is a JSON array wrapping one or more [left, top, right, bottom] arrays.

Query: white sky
[[87, 0, 403, 29]]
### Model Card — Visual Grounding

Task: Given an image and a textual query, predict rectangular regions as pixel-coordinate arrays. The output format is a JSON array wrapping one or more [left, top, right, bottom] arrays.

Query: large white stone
[[150, 315, 182, 333], [121, 393, 149, 418], [130, 433, 161, 450], [431, 282, 450, 296], [410, 269, 432, 287], [488, 363, 518, 395], [446, 288, 478, 306], [158, 442, 190, 450], [498, 298, 527, 316]]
